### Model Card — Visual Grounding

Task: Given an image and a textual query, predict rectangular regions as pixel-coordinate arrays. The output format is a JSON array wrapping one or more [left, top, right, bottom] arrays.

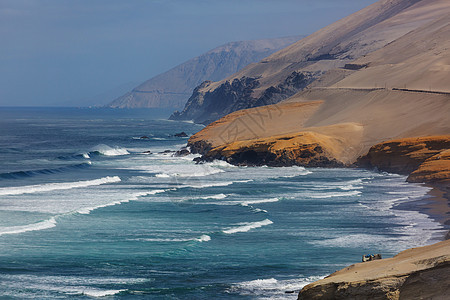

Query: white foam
[[310, 234, 388, 248], [0, 217, 57, 236], [195, 234, 211, 242], [82, 153, 90, 159], [0, 176, 121, 196], [230, 276, 325, 299], [91, 144, 129, 156], [198, 194, 228, 200], [155, 173, 171, 178], [240, 198, 280, 206], [307, 190, 361, 199], [223, 219, 273, 234], [154, 168, 224, 178], [189, 181, 235, 188], [82, 289, 125, 297], [132, 234, 211, 243], [77, 189, 167, 215]]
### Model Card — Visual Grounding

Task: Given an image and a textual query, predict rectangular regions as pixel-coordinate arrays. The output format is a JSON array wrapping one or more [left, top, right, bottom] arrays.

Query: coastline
[[420, 184, 450, 240], [185, 135, 450, 298]]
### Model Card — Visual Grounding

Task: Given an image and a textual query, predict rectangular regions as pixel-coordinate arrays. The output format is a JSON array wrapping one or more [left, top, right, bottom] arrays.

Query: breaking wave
[[0, 176, 121, 196], [223, 219, 273, 234]]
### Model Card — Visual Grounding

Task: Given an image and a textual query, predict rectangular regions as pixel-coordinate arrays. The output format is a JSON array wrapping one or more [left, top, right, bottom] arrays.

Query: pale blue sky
[[0, 0, 377, 106]]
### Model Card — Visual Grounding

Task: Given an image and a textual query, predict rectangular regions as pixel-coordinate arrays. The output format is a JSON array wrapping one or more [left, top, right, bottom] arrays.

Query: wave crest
[[0, 176, 121, 196], [223, 219, 273, 234]]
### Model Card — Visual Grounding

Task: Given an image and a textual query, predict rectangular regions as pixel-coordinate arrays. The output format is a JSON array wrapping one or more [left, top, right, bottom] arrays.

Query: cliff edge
[[298, 239, 450, 300]]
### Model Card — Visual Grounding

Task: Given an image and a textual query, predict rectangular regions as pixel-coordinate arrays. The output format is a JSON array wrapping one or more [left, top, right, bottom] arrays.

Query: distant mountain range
[[107, 36, 302, 109]]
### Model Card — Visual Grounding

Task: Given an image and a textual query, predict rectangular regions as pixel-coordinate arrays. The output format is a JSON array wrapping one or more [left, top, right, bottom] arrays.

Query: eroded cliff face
[[298, 240, 450, 300], [170, 71, 318, 124], [199, 132, 344, 167], [356, 136, 450, 185]]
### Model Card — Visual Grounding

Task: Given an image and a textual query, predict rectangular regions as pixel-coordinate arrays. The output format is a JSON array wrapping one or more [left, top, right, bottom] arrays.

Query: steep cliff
[[357, 136, 450, 180], [107, 36, 301, 109], [171, 0, 443, 124]]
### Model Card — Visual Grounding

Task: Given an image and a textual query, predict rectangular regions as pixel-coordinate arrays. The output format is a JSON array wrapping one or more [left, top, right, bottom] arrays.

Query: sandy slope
[[190, 88, 450, 164], [298, 239, 450, 299], [198, 0, 450, 97], [174, 0, 450, 124], [189, 0, 450, 166]]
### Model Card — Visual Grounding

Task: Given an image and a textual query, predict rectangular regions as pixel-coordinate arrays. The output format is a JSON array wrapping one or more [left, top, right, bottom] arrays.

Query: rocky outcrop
[[356, 136, 450, 184], [170, 71, 317, 124], [198, 132, 344, 167], [298, 239, 450, 300], [408, 149, 450, 184], [170, 76, 261, 125], [107, 36, 301, 109]]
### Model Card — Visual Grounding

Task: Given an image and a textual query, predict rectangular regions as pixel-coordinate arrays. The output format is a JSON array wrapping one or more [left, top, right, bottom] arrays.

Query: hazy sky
[[0, 0, 377, 106]]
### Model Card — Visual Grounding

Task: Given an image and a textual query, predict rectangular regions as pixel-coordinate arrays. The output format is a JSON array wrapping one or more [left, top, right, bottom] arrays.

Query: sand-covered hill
[[188, 0, 450, 169], [298, 239, 450, 299], [107, 36, 300, 109], [172, 0, 450, 124]]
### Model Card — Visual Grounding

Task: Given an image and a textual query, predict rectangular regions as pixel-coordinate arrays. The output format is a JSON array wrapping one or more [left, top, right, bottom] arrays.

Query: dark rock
[[175, 148, 190, 156], [170, 71, 319, 125], [142, 150, 152, 154], [174, 132, 188, 138], [161, 150, 174, 154], [187, 140, 213, 155]]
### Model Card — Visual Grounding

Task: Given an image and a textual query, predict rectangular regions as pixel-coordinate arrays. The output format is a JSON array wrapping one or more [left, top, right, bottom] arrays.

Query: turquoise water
[[0, 108, 444, 299]]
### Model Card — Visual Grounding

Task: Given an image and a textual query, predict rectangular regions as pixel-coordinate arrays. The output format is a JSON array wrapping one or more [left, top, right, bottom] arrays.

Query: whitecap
[[0, 176, 121, 196], [77, 189, 167, 215], [195, 234, 211, 242], [90, 144, 129, 156], [240, 198, 279, 206], [198, 194, 228, 200], [82, 289, 125, 297], [307, 190, 361, 199], [155, 173, 171, 178], [0, 217, 57, 236], [131, 234, 211, 243], [223, 219, 273, 234], [229, 276, 325, 299]]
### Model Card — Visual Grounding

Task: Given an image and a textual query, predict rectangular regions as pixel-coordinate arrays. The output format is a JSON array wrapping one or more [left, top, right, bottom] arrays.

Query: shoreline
[[420, 184, 450, 240]]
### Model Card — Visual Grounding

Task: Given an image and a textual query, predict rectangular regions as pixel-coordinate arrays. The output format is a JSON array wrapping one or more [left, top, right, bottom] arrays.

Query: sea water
[[0, 107, 445, 299]]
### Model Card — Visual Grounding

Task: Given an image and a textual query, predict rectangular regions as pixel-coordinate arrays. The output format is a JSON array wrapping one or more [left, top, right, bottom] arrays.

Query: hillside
[[171, 0, 447, 124], [107, 36, 301, 109], [298, 239, 450, 300], [188, 0, 450, 167]]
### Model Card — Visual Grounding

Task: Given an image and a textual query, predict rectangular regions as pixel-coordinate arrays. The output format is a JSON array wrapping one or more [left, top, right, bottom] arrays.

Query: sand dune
[[298, 239, 450, 299]]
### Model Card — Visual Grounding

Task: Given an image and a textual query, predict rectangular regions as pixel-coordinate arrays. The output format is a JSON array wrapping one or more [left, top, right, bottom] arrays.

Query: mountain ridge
[[107, 36, 301, 109]]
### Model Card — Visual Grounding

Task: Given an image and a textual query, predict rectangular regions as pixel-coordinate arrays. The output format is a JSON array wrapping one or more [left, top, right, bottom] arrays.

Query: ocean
[[0, 107, 445, 299]]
